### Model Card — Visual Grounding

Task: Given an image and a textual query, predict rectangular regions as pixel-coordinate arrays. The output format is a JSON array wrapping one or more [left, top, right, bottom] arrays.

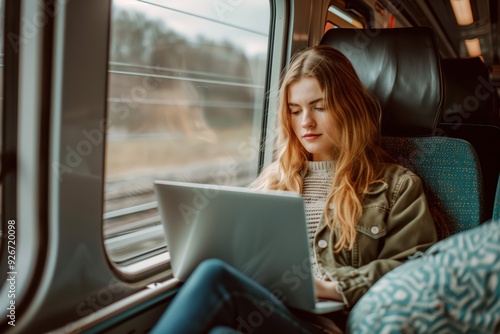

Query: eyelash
[[290, 107, 324, 115]]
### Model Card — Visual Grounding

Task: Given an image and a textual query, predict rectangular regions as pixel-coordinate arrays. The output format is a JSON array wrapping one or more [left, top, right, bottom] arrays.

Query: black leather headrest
[[441, 57, 494, 125], [320, 27, 444, 136]]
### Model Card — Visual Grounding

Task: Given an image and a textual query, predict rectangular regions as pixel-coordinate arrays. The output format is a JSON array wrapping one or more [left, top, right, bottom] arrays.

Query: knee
[[192, 258, 233, 283]]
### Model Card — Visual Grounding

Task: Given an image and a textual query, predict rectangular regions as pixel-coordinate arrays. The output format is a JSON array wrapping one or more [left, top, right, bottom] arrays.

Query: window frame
[[1, 0, 290, 332]]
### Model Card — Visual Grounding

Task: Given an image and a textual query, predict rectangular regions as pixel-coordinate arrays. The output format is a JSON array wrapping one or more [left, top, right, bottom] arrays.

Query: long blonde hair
[[251, 45, 393, 251]]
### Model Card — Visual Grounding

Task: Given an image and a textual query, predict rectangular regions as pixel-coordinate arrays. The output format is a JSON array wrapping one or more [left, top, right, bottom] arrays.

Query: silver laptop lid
[[154, 180, 317, 311]]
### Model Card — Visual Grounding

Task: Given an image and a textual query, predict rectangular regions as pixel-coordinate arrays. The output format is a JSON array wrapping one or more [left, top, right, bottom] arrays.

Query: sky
[[113, 0, 271, 56]]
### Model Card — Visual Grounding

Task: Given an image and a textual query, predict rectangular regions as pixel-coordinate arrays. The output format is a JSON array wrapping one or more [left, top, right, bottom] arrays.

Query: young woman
[[150, 45, 439, 334]]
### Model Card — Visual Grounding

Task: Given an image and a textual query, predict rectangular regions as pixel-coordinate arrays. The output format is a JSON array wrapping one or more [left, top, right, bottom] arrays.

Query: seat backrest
[[440, 57, 495, 125], [438, 57, 500, 221], [320, 27, 484, 235]]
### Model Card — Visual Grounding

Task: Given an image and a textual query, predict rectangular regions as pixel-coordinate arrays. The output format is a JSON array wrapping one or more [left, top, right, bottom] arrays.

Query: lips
[[303, 133, 321, 140]]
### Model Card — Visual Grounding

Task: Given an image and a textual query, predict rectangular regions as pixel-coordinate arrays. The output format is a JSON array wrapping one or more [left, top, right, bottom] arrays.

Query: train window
[[104, 0, 271, 270]]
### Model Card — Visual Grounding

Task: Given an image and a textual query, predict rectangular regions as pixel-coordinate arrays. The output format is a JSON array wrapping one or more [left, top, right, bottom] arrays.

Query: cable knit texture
[[303, 161, 334, 279]]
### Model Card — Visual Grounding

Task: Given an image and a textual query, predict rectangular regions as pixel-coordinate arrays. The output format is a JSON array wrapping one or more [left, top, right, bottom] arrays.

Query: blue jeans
[[150, 258, 327, 334]]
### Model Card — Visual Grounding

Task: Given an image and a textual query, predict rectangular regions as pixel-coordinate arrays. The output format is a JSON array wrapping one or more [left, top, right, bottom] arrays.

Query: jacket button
[[371, 226, 380, 235], [318, 240, 328, 248]]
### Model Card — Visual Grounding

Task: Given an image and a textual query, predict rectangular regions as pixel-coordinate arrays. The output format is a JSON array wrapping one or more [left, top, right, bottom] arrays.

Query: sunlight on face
[[288, 77, 336, 161]]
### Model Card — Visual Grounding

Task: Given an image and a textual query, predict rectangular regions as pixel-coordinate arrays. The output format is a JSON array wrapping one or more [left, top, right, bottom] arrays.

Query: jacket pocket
[[354, 208, 388, 266], [355, 211, 387, 240]]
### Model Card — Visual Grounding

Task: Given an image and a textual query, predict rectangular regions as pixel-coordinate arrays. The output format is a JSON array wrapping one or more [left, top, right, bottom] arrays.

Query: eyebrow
[[288, 97, 324, 107]]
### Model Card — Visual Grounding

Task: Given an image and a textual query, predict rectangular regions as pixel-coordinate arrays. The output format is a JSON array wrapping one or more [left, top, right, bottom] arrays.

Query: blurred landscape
[[104, 4, 269, 235]]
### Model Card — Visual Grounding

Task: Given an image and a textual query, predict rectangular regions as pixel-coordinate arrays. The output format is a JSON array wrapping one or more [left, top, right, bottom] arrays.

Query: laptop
[[154, 180, 344, 314]]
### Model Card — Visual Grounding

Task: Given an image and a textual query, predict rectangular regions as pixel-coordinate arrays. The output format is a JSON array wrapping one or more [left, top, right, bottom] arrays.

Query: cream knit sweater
[[303, 161, 334, 279]]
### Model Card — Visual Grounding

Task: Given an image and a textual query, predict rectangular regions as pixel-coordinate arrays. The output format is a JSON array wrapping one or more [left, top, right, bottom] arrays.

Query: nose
[[301, 109, 315, 128]]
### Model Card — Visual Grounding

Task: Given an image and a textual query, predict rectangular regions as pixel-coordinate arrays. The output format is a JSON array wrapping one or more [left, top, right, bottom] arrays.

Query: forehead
[[287, 77, 323, 104]]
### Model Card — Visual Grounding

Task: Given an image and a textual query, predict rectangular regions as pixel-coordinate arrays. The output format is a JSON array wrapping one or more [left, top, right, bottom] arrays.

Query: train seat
[[320, 27, 484, 236], [438, 57, 500, 220], [440, 57, 497, 126], [348, 177, 500, 332], [320, 27, 497, 332]]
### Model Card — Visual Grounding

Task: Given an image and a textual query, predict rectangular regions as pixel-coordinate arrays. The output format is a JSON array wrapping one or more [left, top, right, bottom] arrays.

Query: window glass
[[105, 0, 270, 265]]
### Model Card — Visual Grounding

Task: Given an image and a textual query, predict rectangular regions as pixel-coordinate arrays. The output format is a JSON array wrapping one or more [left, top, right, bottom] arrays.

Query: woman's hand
[[314, 278, 343, 301]]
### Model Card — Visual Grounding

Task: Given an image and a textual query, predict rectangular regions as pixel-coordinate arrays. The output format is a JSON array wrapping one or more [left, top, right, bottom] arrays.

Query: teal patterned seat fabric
[[348, 218, 500, 333], [382, 136, 484, 235]]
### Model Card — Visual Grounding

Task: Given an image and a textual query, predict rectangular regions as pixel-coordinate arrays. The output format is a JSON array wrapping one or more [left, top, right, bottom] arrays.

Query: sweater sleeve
[[324, 173, 438, 308]]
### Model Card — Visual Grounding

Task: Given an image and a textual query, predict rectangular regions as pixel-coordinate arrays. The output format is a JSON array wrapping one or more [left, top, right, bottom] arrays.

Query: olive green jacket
[[314, 163, 438, 308]]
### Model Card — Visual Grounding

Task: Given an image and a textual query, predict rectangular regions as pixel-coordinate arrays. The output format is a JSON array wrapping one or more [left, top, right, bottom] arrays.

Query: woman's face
[[288, 77, 336, 161]]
